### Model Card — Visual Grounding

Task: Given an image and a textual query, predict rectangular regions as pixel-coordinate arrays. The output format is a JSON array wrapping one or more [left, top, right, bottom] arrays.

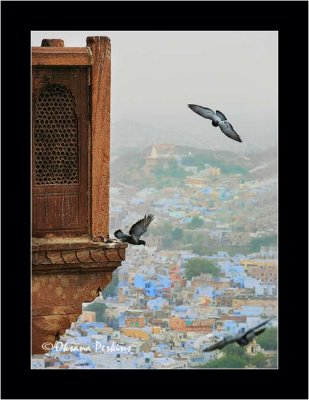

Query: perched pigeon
[[114, 214, 154, 246], [188, 104, 242, 143], [203, 319, 271, 352]]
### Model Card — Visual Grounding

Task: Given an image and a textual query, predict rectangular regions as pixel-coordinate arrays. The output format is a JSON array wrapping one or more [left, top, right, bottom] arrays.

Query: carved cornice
[[32, 237, 127, 273]]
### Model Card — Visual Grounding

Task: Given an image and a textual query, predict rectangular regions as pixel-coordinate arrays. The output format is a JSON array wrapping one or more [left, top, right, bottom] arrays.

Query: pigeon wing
[[219, 121, 242, 142], [203, 335, 235, 352], [252, 327, 267, 338], [114, 229, 130, 241], [188, 104, 218, 122], [244, 319, 271, 336], [129, 214, 154, 240], [216, 110, 227, 121], [237, 319, 270, 344]]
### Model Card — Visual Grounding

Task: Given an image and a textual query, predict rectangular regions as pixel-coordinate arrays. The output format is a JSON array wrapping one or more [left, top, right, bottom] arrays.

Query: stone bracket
[[32, 239, 127, 354]]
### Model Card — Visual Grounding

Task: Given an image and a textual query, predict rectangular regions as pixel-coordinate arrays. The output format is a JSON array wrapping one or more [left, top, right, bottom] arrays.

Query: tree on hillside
[[200, 344, 268, 369], [249, 235, 277, 253], [184, 258, 220, 280], [151, 220, 174, 236], [84, 301, 107, 322], [102, 272, 119, 298], [154, 159, 187, 179], [160, 236, 174, 249], [191, 236, 209, 255], [171, 227, 183, 241], [224, 343, 246, 357], [249, 352, 267, 368], [182, 153, 248, 175], [255, 327, 277, 351], [187, 216, 204, 229], [200, 354, 247, 369]]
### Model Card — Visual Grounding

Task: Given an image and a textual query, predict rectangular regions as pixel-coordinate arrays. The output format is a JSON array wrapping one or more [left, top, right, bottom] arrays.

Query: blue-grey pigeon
[[114, 214, 154, 246], [188, 104, 242, 143]]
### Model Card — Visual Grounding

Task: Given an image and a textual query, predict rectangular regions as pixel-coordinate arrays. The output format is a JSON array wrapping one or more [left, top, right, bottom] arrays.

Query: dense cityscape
[[32, 143, 278, 369]]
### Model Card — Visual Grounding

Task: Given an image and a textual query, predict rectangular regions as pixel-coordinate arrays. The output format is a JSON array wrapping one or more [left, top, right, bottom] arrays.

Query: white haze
[[31, 31, 278, 154]]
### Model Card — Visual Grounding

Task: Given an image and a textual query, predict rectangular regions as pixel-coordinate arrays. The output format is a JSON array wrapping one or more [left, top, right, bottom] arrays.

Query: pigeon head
[[212, 121, 219, 127], [139, 240, 146, 246]]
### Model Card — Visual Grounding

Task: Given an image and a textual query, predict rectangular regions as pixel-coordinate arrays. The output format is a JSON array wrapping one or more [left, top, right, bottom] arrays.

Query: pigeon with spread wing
[[114, 214, 154, 246], [203, 319, 271, 352], [188, 104, 242, 143]]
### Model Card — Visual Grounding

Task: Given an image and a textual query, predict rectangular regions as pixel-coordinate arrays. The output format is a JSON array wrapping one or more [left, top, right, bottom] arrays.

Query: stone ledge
[[32, 236, 127, 252], [32, 236, 127, 272]]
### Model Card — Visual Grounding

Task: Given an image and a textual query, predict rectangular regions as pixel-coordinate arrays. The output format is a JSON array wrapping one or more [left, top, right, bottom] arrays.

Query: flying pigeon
[[114, 214, 154, 246], [203, 319, 271, 352], [188, 104, 242, 143]]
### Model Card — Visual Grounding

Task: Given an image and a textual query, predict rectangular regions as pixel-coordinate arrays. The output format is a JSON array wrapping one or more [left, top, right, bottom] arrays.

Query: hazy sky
[[31, 31, 278, 152]]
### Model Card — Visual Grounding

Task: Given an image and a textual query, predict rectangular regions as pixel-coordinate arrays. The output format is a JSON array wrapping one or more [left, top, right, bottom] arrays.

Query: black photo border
[[1, 1, 308, 399]]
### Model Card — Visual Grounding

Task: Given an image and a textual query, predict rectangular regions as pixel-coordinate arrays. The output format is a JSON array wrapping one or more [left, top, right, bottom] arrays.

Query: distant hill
[[111, 141, 277, 186]]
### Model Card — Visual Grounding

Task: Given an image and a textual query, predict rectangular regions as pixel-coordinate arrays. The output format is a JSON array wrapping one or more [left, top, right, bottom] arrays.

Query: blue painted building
[[144, 281, 157, 297], [147, 297, 167, 311], [134, 274, 145, 289]]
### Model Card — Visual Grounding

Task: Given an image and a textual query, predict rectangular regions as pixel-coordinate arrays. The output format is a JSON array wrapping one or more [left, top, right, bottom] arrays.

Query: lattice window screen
[[33, 84, 79, 185]]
